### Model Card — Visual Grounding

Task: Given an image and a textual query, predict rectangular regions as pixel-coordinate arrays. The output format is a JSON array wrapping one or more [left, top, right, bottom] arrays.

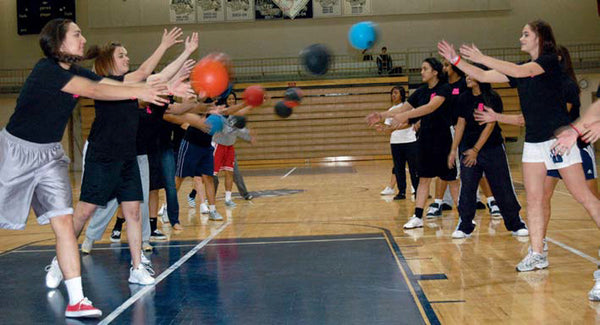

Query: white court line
[[98, 219, 231, 325], [546, 236, 600, 265], [281, 167, 297, 179]]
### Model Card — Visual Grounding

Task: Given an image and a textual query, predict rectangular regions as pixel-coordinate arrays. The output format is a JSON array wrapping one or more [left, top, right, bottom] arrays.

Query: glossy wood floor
[[2, 155, 600, 324]]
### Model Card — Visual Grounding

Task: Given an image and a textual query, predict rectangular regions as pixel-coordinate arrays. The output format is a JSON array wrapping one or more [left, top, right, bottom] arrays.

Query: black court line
[[429, 300, 467, 304], [415, 274, 448, 281]]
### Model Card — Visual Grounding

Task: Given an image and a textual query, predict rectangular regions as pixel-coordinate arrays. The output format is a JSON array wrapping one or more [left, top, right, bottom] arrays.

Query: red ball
[[243, 85, 265, 107], [190, 58, 229, 98]]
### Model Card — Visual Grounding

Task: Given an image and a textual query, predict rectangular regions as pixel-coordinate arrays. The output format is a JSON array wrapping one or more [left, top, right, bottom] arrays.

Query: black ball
[[275, 101, 293, 118], [230, 115, 246, 129], [284, 87, 303, 103], [300, 44, 331, 75]]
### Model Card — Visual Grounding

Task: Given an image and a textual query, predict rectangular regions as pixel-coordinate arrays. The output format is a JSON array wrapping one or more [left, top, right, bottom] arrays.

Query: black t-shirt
[[6, 58, 102, 143], [407, 82, 453, 148], [561, 75, 585, 148], [596, 83, 600, 98], [447, 78, 468, 125], [457, 91, 504, 152], [184, 116, 212, 148], [136, 104, 167, 155], [507, 53, 570, 143], [87, 75, 139, 160]]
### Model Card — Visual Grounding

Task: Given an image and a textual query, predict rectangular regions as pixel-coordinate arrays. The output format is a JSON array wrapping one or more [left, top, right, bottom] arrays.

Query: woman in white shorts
[[439, 20, 600, 288], [0, 19, 167, 318]]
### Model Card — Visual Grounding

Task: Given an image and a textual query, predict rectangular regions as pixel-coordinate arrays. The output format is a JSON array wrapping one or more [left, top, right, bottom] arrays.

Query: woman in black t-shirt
[[439, 20, 600, 285], [0, 19, 168, 318], [368, 58, 458, 230], [449, 72, 528, 239]]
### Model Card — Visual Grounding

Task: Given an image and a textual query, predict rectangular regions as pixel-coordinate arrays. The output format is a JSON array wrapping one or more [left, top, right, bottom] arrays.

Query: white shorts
[[0, 129, 73, 230], [522, 139, 582, 170]]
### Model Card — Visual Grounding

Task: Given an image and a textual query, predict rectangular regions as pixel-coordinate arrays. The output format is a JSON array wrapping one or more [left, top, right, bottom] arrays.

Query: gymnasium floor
[[1, 155, 600, 324]]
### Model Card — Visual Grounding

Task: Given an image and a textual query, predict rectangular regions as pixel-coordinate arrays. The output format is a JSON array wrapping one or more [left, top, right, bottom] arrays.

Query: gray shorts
[[0, 129, 73, 229]]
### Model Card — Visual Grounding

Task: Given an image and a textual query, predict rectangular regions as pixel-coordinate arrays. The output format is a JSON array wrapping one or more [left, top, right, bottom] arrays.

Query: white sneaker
[[128, 265, 155, 285], [139, 251, 155, 276], [161, 209, 169, 224], [187, 195, 196, 208], [209, 210, 224, 221], [158, 204, 166, 216], [452, 230, 471, 239], [225, 200, 237, 207], [200, 203, 209, 214], [487, 200, 502, 219], [403, 215, 423, 229], [45, 257, 63, 289], [516, 249, 548, 272], [81, 237, 94, 254], [512, 228, 529, 237], [589, 270, 600, 301], [380, 186, 395, 195]]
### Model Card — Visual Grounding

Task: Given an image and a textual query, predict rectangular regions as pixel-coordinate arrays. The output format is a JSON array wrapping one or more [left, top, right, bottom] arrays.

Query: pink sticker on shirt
[[477, 103, 484, 111], [452, 88, 460, 95], [430, 92, 437, 99], [146, 106, 152, 114], [72, 94, 80, 98]]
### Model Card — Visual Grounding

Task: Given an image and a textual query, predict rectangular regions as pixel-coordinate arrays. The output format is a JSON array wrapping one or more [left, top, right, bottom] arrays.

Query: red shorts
[[213, 144, 235, 175]]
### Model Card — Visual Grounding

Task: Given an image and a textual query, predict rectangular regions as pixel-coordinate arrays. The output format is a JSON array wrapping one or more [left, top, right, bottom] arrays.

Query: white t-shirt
[[385, 103, 417, 144]]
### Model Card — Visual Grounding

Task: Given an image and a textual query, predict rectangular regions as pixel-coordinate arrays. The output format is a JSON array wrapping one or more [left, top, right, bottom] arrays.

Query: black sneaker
[[110, 230, 121, 243], [244, 194, 254, 200], [440, 203, 453, 211], [149, 229, 167, 241], [393, 193, 406, 200], [476, 201, 486, 210], [426, 203, 442, 218]]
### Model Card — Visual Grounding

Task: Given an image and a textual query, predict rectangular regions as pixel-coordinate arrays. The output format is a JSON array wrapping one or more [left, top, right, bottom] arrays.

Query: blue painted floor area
[[0, 234, 427, 324]]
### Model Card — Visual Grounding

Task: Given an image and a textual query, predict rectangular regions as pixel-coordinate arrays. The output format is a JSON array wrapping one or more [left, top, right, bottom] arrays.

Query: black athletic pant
[[391, 142, 419, 195], [457, 144, 525, 233]]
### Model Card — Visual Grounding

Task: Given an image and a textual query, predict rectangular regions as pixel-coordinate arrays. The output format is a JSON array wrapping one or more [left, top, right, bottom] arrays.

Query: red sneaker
[[65, 298, 102, 318]]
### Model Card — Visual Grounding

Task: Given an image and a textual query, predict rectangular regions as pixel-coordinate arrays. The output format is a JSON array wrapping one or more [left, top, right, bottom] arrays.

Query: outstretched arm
[[124, 27, 183, 83], [62, 76, 169, 105], [474, 107, 525, 126], [155, 32, 199, 82], [438, 41, 510, 83]]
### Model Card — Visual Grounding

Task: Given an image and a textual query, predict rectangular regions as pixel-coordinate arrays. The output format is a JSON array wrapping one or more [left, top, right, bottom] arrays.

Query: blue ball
[[206, 114, 225, 135], [348, 21, 378, 50]]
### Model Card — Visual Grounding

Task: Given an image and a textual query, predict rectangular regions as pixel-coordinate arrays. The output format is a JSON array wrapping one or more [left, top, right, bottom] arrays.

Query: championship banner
[[197, 0, 225, 22], [272, 0, 311, 19], [343, 0, 370, 16], [255, 0, 283, 20], [313, 0, 342, 18], [170, 0, 197, 23], [226, 0, 254, 20]]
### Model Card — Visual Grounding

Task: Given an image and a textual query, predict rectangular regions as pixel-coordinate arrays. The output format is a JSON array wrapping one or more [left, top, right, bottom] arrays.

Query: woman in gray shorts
[[0, 18, 167, 318]]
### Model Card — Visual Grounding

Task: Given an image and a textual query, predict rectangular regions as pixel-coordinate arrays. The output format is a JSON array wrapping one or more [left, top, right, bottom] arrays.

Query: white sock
[[209, 205, 216, 212], [434, 199, 443, 205], [225, 191, 232, 201], [64, 277, 84, 305], [487, 196, 496, 205]]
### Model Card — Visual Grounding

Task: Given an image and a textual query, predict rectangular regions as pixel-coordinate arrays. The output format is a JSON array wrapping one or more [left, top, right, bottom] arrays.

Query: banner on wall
[[272, 0, 310, 19], [342, 0, 370, 16], [313, 0, 341, 18], [197, 0, 226, 22], [255, 0, 283, 20], [170, 0, 197, 23], [226, 0, 254, 20]]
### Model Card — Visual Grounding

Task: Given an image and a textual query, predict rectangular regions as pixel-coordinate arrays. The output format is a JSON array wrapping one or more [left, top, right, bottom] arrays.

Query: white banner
[[170, 0, 197, 23], [225, 0, 254, 20], [197, 0, 226, 22], [313, 0, 341, 18], [272, 0, 310, 19], [343, 0, 370, 16]]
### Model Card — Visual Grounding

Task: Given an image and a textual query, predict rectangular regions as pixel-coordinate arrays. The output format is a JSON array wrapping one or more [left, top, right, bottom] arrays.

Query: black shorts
[[80, 150, 143, 206], [417, 134, 457, 181], [148, 151, 164, 191]]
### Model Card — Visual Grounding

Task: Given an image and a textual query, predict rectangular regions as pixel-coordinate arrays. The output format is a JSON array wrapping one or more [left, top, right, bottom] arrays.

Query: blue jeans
[[160, 146, 180, 225]]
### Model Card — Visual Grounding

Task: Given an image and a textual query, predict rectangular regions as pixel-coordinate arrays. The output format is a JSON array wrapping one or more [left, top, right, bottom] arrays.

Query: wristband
[[451, 56, 461, 65], [570, 123, 582, 137], [472, 147, 480, 153]]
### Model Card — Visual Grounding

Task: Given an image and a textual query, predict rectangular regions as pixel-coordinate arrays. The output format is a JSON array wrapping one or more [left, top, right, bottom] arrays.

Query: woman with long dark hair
[[439, 20, 600, 286], [448, 68, 528, 239], [368, 57, 458, 229], [0, 18, 167, 318]]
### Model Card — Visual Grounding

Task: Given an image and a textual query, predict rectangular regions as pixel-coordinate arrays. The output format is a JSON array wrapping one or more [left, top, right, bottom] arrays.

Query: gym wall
[[1, 0, 600, 70]]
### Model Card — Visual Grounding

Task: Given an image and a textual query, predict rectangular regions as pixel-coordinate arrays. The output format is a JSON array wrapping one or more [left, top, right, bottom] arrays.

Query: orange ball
[[243, 85, 265, 107], [190, 58, 229, 98]]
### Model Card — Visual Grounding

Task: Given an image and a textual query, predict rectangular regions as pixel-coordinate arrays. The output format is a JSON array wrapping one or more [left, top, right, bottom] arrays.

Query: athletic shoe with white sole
[[187, 195, 196, 208], [452, 230, 472, 239], [200, 203, 209, 214], [589, 270, 600, 301], [158, 203, 166, 216], [81, 237, 94, 254], [380, 186, 395, 195], [209, 210, 224, 221], [403, 215, 423, 229], [512, 228, 529, 237], [150, 229, 167, 241], [128, 265, 155, 285], [516, 249, 548, 272], [45, 257, 63, 289], [426, 203, 442, 219], [487, 200, 502, 219], [225, 200, 237, 207], [110, 230, 121, 243], [65, 297, 102, 318]]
